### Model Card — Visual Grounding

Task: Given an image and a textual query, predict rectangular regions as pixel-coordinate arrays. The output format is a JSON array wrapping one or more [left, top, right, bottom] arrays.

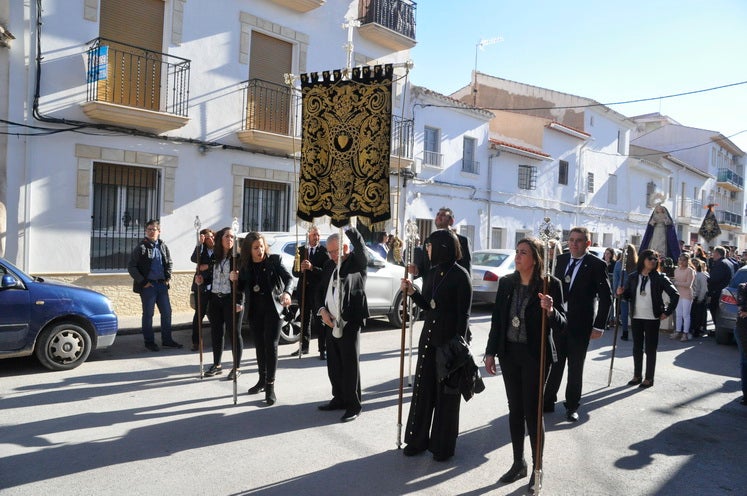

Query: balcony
[[269, 0, 325, 12], [717, 209, 743, 230], [676, 198, 703, 224], [358, 0, 417, 52], [81, 38, 190, 134], [236, 79, 302, 155], [390, 116, 414, 170], [716, 167, 744, 192], [423, 150, 443, 168]]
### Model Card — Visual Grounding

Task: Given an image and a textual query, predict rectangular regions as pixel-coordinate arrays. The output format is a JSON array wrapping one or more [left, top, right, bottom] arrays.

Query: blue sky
[[408, 0, 747, 152]]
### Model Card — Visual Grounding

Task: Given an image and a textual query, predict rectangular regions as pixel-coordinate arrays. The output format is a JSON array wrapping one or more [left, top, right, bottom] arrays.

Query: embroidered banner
[[699, 204, 721, 242], [297, 65, 393, 227]]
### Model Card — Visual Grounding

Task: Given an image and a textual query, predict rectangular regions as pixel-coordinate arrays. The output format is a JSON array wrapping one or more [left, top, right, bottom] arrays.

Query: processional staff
[[535, 217, 560, 495], [231, 216, 240, 405], [193, 216, 204, 379], [405, 222, 420, 387], [396, 219, 418, 449], [608, 245, 628, 387]]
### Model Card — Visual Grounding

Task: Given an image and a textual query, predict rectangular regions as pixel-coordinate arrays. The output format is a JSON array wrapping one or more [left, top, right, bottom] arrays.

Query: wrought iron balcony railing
[[391, 116, 414, 159], [241, 79, 301, 137], [717, 168, 744, 189], [359, 0, 416, 40], [717, 209, 742, 227], [85, 37, 190, 117]]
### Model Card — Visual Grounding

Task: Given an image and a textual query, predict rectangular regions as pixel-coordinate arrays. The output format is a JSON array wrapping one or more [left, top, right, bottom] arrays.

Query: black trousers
[[208, 293, 243, 368], [191, 289, 210, 346], [500, 342, 545, 466], [325, 321, 362, 411], [690, 299, 707, 335], [544, 327, 590, 411], [299, 296, 326, 353], [249, 304, 282, 383], [631, 318, 660, 381], [405, 325, 461, 458]]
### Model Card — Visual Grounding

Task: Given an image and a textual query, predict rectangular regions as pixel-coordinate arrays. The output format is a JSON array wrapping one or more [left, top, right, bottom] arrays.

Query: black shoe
[[621, 333, 629, 341], [248, 379, 266, 395], [319, 351, 327, 360], [204, 364, 222, 377], [566, 410, 579, 422], [340, 409, 361, 422], [628, 377, 642, 386], [433, 453, 452, 462], [402, 445, 425, 457], [162, 340, 183, 349], [144, 341, 160, 352], [528, 470, 542, 494], [289, 349, 309, 357], [639, 379, 654, 389], [318, 401, 345, 411], [499, 459, 528, 483], [227, 368, 241, 381], [265, 383, 276, 405], [542, 402, 555, 413]]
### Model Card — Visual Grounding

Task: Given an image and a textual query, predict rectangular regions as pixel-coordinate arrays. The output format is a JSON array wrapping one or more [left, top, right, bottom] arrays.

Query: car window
[[730, 269, 747, 287], [473, 252, 509, 267]]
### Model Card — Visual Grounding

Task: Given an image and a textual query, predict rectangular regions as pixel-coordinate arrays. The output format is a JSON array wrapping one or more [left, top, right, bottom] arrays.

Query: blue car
[[0, 257, 118, 370], [715, 265, 747, 345]]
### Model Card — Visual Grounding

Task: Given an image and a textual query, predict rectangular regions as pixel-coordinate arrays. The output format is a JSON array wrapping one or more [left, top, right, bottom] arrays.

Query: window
[[462, 137, 478, 173], [247, 31, 293, 135], [242, 179, 291, 232], [459, 225, 475, 249], [423, 126, 442, 166], [607, 174, 617, 204], [603, 233, 613, 247], [91, 163, 161, 271], [514, 231, 530, 247], [99, 0, 165, 111], [587, 172, 595, 193], [518, 165, 537, 190], [491, 227, 505, 249], [558, 160, 569, 185]]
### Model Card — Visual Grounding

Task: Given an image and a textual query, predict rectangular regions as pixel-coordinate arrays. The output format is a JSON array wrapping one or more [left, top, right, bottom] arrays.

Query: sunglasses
[[647, 256, 659, 262]]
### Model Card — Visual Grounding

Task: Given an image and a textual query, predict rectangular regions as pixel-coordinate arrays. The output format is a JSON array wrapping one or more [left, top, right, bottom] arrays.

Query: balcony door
[[99, 0, 165, 111], [248, 31, 293, 135]]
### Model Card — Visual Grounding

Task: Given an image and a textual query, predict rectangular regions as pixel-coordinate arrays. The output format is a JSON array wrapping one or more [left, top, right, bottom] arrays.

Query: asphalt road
[[1, 308, 745, 496]]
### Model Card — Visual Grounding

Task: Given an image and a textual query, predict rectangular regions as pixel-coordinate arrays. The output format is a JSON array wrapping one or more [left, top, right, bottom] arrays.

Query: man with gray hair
[[292, 225, 329, 359]]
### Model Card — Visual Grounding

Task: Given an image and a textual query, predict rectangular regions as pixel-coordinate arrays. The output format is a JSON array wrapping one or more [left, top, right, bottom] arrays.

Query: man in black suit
[[316, 227, 369, 422], [292, 226, 330, 359], [544, 227, 612, 422], [410, 207, 472, 278], [708, 246, 733, 331]]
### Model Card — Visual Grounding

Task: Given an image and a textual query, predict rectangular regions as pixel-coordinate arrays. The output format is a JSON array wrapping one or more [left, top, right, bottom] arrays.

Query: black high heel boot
[[499, 459, 527, 483], [528, 469, 542, 494], [265, 382, 276, 405], [248, 376, 265, 395]]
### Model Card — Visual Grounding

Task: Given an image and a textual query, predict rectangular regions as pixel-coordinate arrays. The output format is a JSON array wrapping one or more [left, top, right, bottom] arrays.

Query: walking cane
[[608, 246, 628, 387], [231, 217, 240, 406], [535, 218, 559, 494], [295, 245, 308, 359], [194, 216, 204, 379]]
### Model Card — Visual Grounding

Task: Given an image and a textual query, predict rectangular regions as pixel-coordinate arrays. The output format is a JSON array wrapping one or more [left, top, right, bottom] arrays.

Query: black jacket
[[190, 244, 214, 293], [292, 243, 330, 297], [621, 270, 679, 318], [486, 272, 566, 362], [238, 254, 293, 317], [127, 238, 173, 294], [315, 228, 369, 326], [554, 252, 612, 334]]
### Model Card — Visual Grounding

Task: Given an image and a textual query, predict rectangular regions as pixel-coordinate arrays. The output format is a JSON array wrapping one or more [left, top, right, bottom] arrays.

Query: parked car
[[0, 257, 118, 370], [471, 249, 515, 305], [237, 232, 420, 341], [715, 265, 747, 345]]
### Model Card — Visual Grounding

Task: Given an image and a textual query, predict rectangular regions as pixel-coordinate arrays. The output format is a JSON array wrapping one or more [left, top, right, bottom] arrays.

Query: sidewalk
[[117, 311, 196, 336]]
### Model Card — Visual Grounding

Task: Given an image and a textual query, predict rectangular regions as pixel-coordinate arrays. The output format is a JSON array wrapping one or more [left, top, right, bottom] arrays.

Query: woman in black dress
[[617, 249, 678, 389], [484, 237, 566, 494], [238, 232, 293, 405], [400, 229, 472, 461]]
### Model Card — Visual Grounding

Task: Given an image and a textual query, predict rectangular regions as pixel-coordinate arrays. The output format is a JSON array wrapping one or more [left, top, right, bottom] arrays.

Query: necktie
[[565, 258, 579, 278], [309, 247, 314, 257]]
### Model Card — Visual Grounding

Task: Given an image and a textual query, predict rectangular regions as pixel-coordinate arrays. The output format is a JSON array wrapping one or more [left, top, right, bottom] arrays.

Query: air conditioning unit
[[578, 193, 586, 204]]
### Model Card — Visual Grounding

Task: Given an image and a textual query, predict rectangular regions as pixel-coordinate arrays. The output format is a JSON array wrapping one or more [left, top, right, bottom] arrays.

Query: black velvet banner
[[297, 64, 393, 227]]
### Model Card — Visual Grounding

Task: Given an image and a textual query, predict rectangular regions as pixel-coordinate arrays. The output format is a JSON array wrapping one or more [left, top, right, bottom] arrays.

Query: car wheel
[[715, 327, 734, 345], [280, 304, 302, 343], [35, 322, 92, 371], [389, 292, 421, 328]]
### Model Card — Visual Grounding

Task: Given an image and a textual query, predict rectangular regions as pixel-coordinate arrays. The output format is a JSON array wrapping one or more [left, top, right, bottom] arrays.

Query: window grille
[[518, 165, 537, 190], [242, 179, 290, 233]]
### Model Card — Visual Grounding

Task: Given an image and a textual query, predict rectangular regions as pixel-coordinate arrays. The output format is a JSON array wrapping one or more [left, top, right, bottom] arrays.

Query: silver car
[[238, 232, 420, 341], [471, 249, 516, 305]]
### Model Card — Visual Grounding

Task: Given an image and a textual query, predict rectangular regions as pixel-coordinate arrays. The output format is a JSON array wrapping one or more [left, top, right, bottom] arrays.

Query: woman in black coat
[[617, 249, 679, 389], [238, 232, 293, 405], [484, 237, 566, 494], [400, 229, 472, 462]]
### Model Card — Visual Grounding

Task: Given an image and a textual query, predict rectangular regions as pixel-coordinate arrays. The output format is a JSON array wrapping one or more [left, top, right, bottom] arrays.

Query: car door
[[364, 249, 398, 313], [0, 264, 32, 351]]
